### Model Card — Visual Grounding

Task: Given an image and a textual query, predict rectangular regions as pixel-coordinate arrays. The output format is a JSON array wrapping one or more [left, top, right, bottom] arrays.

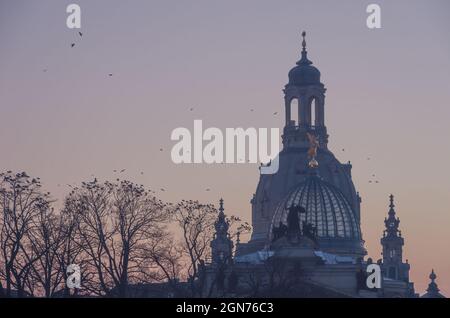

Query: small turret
[[421, 269, 445, 298], [210, 199, 234, 265], [380, 195, 410, 282]]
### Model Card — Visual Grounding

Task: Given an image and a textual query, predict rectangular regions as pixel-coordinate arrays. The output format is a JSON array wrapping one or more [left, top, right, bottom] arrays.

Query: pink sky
[[1, 0, 450, 295]]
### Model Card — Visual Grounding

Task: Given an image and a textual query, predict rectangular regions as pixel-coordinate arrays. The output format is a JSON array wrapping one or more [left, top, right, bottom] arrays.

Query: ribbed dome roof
[[270, 172, 361, 242]]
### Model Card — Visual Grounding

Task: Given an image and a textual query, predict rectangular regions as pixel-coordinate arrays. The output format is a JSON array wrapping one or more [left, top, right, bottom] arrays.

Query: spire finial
[[426, 269, 441, 294], [301, 31, 307, 51], [430, 269, 436, 282], [215, 198, 228, 231], [219, 198, 224, 214], [211, 198, 233, 265], [297, 31, 312, 66], [384, 194, 400, 235]]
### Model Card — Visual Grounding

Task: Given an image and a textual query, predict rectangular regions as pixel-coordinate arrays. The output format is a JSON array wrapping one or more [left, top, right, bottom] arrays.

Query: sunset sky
[[1, 0, 450, 295]]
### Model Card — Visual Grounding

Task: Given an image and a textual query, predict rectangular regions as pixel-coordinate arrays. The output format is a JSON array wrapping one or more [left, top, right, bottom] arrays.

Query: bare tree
[[171, 200, 251, 297], [57, 198, 86, 297], [226, 215, 251, 253], [0, 171, 250, 298], [24, 207, 68, 297], [0, 171, 53, 297], [171, 200, 216, 296], [63, 179, 169, 297], [145, 235, 184, 293]]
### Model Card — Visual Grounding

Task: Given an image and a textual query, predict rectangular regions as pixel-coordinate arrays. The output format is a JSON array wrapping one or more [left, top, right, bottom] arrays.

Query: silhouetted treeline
[[0, 171, 249, 297]]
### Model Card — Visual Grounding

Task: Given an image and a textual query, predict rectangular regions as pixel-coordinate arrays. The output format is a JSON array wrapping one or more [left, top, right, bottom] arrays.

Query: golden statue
[[306, 132, 319, 168]]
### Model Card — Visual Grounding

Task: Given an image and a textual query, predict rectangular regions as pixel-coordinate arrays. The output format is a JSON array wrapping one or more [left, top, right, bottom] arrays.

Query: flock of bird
[[45, 33, 379, 196], [70, 31, 82, 48], [44, 31, 113, 77]]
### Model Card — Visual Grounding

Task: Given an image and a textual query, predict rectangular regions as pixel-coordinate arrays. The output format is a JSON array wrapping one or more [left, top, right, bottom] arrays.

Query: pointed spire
[[215, 198, 228, 234], [301, 31, 307, 52], [388, 194, 396, 216], [384, 194, 400, 237], [297, 30, 312, 66], [219, 198, 224, 215], [389, 194, 395, 208], [211, 198, 234, 265]]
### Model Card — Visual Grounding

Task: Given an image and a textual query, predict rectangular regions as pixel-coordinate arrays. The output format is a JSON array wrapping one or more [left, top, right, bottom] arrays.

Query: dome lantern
[[283, 31, 328, 150]]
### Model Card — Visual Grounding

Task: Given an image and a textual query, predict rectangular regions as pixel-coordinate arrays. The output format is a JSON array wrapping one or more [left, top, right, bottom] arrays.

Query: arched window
[[290, 98, 299, 126], [309, 96, 320, 126]]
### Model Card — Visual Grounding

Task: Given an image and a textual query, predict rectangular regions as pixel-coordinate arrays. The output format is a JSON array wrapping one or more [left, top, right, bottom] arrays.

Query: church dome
[[288, 64, 321, 86], [287, 31, 321, 86], [269, 170, 364, 255]]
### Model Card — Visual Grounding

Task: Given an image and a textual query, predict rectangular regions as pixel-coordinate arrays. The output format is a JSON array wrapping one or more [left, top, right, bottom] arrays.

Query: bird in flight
[[190, 107, 194, 111], [71, 43, 75, 48], [78, 31, 83, 37], [273, 112, 278, 115], [120, 169, 126, 173], [108, 73, 113, 77], [159, 148, 163, 152], [160, 188, 165, 192]]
